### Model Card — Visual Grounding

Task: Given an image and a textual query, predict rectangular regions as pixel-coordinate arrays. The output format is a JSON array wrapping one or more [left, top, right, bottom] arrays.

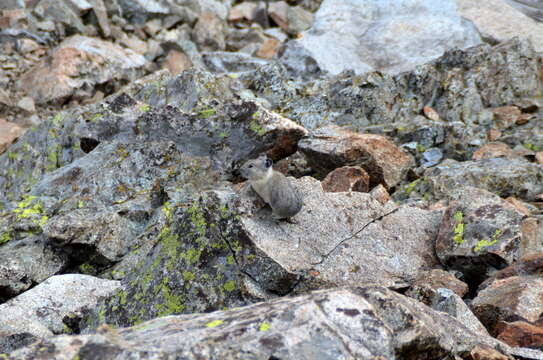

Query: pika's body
[[240, 155, 302, 219]]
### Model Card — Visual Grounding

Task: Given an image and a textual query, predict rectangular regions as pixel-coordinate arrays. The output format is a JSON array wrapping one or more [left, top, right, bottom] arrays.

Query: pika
[[239, 155, 302, 220]]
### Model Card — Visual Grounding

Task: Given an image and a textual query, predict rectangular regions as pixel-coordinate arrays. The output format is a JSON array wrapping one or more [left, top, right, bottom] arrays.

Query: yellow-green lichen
[[46, 144, 61, 171], [259, 322, 270, 331], [139, 104, 151, 112], [453, 210, 464, 244], [12, 195, 48, 229], [223, 280, 236, 292], [205, 319, 223, 328], [523, 143, 541, 152], [0, 229, 13, 245], [249, 120, 266, 136], [183, 271, 196, 282], [416, 143, 426, 153], [197, 108, 216, 119], [474, 229, 503, 252], [405, 179, 421, 195], [89, 113, 104, 122]]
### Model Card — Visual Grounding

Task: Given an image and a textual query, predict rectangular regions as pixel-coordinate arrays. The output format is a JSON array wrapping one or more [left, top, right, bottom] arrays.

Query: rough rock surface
[[406, 268, 469, 300], [458, 0, 543, 52], [0, 118, 25, 154], [471, 276, 543, 336], [18, 35, 148, 104], [426, 159, 543, 202], [280, 0, 481, 75], [9, 287, 514, 360], [321, 166, 370, 193], [298, 126, 415, 188], [0, 235, 67, 300], [0, 274, 120, 353], [239, 177, 441, 290], [435, 187, 525, 286]]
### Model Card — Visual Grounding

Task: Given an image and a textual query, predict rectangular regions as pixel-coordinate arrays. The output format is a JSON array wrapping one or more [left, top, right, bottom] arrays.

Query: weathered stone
[[202, 51, 269, 73], [505, 197, 532, 217], [426, 158, 543, 201], [430, 288, 490, 336], [472, 276, 543, 335], [192, 12, 226, 51], [435, 187, 525, 286], [0, 274, 120, 353], [490, 106, 522, 130], [479, 253, 543, 290], [0, 118, 24, 154], [472, 142, 515, 160], [406, 268, 469, 299], [280, 0, 481, 75], [269, 2, 314, 36], [458, 0, 543, 52], [497, 321, 543, 348], [489, 129, 502, 141], [520, 218, 543, 259], [536, 151, 543, 164], [8, 287, 515, 360], [299, 126, 415, 189], [162, 49, 192, 75], [18, 35, 147, 104], [239, 177, 441, 290], [0, 235, 67, 300], [369, 184, 390, 205], [466, 344, 509, 360], [34, 0, 88, 34], [321, 166, 370, 193], [228, 2, 257, 22], [16, 96, 35, 113], [256, 37, 281, 59]]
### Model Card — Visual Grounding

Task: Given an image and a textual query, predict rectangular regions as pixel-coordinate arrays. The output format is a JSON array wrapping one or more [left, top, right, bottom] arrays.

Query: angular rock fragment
[[321, 166, 370, 193], [280, 0, 481, 75], [0, 274, 120, 353], [239, 177, 441, 290], [471, 276, 543, 336], [0, 235, 67, 300], [472, 142, 516, 160], [0, 118, 24, 154], [299, 125, 415, 189], [18, 35, 147, 104], [8, 287, 513, 360], [426, 158, 543, 201], [435, 187, 525, 285], [406, 268, 469, 300]]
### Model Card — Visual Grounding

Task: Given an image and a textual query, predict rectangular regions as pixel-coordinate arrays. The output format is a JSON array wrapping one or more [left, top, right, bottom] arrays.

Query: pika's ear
[[265, 158, 273, 168]]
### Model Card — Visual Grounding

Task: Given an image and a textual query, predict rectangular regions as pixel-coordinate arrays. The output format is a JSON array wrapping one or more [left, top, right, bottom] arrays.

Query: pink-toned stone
[[490, 106, 521, 130], [466, 344, 508, 360], [409, 269, 469, 299], [162, 50, 192, 75], [488, 129, 501, 141], [256, 37, 281, 59], [192, 12, 225, 51], [228, 2, 257, 22], [505, 197, 531, 216], [369, 184, 390, 205], [321, 166, 370, 193], [536, 151, 543, 164], [0, 118, 25, 154], [472, 142, 514, 160], [423, 106, 441, 121]]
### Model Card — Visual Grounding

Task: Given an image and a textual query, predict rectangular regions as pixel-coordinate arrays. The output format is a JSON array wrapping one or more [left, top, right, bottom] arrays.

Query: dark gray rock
[[0, 235, 67, 300], [435, 187, 525, 287], [426, 158, 543, 201], [9, 287, 515, 360]]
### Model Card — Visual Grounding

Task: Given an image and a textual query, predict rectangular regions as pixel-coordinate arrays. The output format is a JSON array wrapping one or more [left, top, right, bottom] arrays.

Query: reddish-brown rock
[[488, 129, 502, 141], [406, 269, 469, 303], [298, 125, 415, 189], [256, 38, 281, 59], [0, 118, 25, 154], [321, 166, 370, 193], [480, 254, 543, 290], [163, 50, 192, 75], [496, 321, 543, 348], [466, 344, 509, 360], [471, 276, 543, 335], [520, 219, 543, 259], [490, 106, 521, 130], [228, 2, 257, 22], [536, 151, 543, 164], [472, 142, 515, 160]]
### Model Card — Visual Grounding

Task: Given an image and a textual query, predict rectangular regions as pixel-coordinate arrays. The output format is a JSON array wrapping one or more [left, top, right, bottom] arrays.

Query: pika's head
[[239, 155, 273, 181]]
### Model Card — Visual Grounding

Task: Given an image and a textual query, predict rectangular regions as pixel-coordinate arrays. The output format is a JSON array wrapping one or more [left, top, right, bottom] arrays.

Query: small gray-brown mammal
[[239, 155, 302, 219]]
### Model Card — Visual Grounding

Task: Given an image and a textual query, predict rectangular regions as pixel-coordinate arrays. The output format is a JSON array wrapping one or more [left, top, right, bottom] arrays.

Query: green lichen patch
[[197, 108, 216, 119], [453, 210, 464, 244], [474, 229, 503, 253], [205, 319, 223, 328], [259, 322, 270, 331], [139, 104, 151, 112], [12, 195, 48, 229]]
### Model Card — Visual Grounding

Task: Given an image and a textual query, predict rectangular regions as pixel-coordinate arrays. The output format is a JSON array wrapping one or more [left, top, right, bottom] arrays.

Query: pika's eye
[[265, 159, 272, 168]]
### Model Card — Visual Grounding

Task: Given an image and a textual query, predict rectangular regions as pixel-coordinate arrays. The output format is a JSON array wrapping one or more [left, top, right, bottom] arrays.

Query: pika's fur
[[239, 155, 302, 219]]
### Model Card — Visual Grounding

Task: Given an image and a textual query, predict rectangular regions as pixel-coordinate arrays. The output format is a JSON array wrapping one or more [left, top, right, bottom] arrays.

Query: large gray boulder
[[280, 0, 481, 75], [9, 287, 518, 360]]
